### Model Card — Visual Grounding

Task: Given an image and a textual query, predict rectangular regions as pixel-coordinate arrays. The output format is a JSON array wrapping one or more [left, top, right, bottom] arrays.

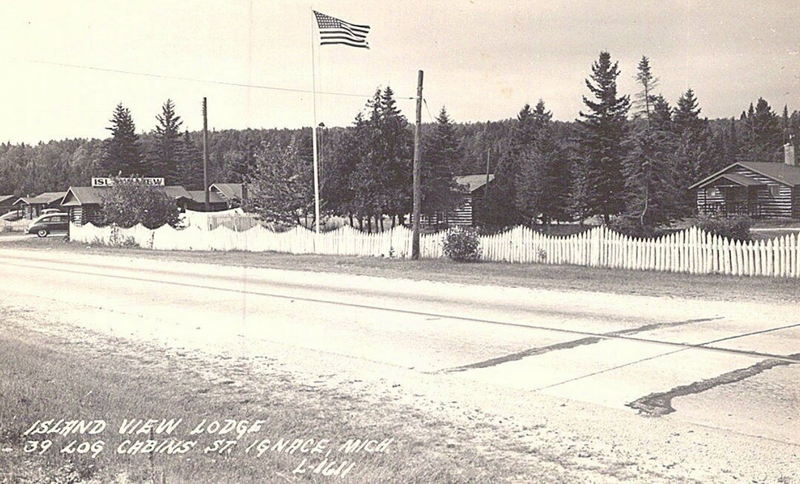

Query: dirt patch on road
[[627, 354, 800, 417], [445, 317, 722, 372]]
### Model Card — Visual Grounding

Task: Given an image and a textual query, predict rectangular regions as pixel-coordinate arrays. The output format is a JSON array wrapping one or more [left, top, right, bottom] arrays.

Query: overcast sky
[[0, 0, 798, 144]]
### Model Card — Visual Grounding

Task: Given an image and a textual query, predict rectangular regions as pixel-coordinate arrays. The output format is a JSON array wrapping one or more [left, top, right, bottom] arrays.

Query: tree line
[[1, 51, 798, 232]]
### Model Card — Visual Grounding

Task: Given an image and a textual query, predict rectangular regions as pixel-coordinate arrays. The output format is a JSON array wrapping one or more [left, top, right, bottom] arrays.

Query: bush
[[99, 183, 181, 229], [442, 226, 481, 262], [693, 214, 752, 242], [607, 215, 669, 239]]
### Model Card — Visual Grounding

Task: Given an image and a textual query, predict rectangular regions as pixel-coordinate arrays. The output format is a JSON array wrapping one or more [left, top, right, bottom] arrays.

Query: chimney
[[785, 138, 796, 167]]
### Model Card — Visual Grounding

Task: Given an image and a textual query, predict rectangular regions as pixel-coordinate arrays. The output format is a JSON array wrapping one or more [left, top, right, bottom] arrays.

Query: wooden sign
[[91, 177, 165, 187]]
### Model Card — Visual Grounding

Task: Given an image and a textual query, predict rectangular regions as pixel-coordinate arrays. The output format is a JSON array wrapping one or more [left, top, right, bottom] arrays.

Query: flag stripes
[[313, 11, 370, 49]]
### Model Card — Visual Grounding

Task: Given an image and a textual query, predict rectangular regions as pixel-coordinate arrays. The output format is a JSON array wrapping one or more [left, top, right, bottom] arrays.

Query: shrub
[[693, 214, 752, 242], [442, 226, 481, 262], [99, 183, 180, 229], [607, 215, 667, 238]]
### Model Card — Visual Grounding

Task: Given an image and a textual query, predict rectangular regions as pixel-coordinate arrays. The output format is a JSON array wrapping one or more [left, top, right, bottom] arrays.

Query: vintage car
[[27, 212, 69, 237]]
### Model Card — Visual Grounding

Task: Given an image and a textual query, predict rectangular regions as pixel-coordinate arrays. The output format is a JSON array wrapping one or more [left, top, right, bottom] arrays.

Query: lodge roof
[[0, 194, 16, 205], [689, 162, 800, 189], [455, 174, 495, 193], [13, 191, 67, 206], [61, 186, 192, 207]]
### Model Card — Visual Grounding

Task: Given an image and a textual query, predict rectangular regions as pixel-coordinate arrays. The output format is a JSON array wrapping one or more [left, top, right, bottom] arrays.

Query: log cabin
[[12, 191, 67, 219], [689, 143, 800, 219], [420, 174, 494, 229]]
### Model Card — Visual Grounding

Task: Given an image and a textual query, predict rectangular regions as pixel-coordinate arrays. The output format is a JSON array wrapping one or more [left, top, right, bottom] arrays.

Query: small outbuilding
[[13, 191, 67, 219], [689, 144, 800, 219]]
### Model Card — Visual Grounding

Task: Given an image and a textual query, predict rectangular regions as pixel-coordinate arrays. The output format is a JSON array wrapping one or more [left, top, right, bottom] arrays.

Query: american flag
[[313, 11, 370, 49]]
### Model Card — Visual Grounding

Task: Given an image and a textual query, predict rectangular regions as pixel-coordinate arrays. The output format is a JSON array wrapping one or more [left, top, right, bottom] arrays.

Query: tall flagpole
[[310, 11, 321, 233]]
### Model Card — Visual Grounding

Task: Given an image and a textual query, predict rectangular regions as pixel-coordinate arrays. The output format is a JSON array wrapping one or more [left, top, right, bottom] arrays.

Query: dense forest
[[1, 52, 798, 230]]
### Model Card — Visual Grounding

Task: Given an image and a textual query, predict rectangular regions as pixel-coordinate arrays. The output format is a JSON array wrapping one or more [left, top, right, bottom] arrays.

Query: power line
[[422, 97, 435, 123], [27, 59, 416, 100]]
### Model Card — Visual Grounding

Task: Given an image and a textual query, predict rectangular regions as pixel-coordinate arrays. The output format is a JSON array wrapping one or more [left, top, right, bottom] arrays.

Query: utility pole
[[202, 97, 209, 212], [485, 147, 490, 201], [411, 70, 424, 260]]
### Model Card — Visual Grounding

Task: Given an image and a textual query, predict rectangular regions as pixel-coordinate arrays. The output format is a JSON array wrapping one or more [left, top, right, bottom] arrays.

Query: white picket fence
[[68, 223, 800, 278]]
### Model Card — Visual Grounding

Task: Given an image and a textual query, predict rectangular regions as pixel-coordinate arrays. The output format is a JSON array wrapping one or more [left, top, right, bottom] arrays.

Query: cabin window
[[706, 187, 720, 198], [769, 185, 782, 198]]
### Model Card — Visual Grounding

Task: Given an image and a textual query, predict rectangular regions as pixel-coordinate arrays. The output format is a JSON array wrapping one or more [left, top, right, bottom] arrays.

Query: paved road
[[1, 246, 798, 481]]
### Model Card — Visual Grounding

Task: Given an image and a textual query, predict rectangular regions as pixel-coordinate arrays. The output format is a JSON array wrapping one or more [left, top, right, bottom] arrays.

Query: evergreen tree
[[149, 99, 183, 182], [486, 104, 537, 227], [574, 51, 630, 223], [743, 97, 782, 162], [673, 89, 703, 134], [176, 131, 204, 190], [622, 125, 679, 228], [650, 95, 673, 132], [346, 87, 412, 231], [521, 101, 572, 224], [102, 103, 143, 176], [633, 56, 659, 125], [421, 107, 461, 217], [378, 86, 413, 224], [671, 89, 716, 214]]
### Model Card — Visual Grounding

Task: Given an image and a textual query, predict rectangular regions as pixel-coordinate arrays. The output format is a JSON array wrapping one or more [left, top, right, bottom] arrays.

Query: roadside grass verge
[[0, 307, 556, 483], [1, 235, 798, 304]]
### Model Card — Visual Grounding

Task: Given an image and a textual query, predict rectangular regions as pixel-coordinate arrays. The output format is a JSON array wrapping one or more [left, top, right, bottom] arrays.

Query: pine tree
[[176, 131, 203, 190], [421, 107, 461, 217], [102, 103, 143, 176], [671, 89, 716, 215], [633, 56, 659, 125], [574, 51, 630, 223], [745, 98, 782, 161], [347, 87, 412, 231], [148, 99, 183, 182], [622, 126, 679, 228], [673, 89, 703, 134], [512, 100, 570, 225], [377, 87, 412, 226], [650, 95, 673, 132]]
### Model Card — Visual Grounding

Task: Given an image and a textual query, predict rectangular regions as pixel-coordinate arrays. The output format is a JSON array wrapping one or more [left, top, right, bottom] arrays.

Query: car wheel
[[37, 229, 48, 238]]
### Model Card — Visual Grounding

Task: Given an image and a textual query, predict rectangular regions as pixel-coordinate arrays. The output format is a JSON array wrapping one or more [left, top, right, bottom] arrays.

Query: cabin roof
[[455, 174, 495, 193], [210, 183, 245, 200], [712, 173, 764, 187], [689, 162, 800, 189], [14, 191, 67, 205], [61, 186, 192, 207], [187, 190, 226, 204]]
